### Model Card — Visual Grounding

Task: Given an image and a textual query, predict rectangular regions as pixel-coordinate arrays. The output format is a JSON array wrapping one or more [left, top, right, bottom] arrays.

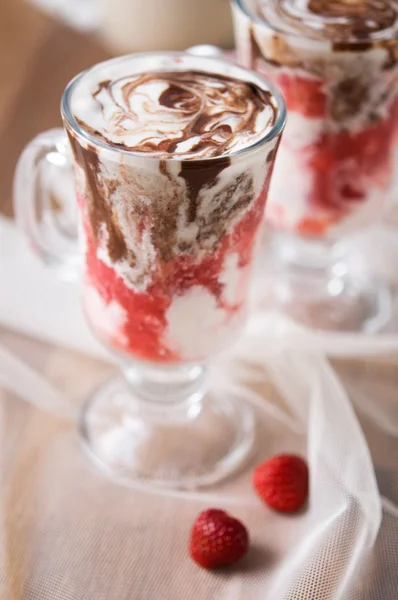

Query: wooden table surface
[[0, 0, 111, 217]]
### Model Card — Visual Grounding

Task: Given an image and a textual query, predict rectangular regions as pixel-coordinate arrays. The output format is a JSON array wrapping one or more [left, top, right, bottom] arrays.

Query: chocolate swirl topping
[[254, 0, 398, 41], [72, 70, 277, 159]]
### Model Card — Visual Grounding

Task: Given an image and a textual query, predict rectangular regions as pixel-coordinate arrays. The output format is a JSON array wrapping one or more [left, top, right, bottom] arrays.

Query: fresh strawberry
[[189, 509, 249, 568], [253, 454, 309, 513]]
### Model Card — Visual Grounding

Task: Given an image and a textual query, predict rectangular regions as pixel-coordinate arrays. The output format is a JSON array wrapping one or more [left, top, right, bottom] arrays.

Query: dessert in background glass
[[232, 0, 398, 331], [13, 53, 286, 489]]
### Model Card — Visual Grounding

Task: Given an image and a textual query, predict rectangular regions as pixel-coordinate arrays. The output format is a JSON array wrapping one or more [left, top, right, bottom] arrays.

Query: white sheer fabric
[[1, 310, 397, 599]]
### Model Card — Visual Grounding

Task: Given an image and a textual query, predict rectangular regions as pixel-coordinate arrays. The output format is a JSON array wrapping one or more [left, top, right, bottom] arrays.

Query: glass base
[[259, 234, 392, 333], [79, 375, 255, 491], [261, 271, 391, 333]]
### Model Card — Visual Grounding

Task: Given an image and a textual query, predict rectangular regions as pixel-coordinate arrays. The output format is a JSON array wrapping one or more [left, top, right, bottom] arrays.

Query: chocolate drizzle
[[244, 0, 398, 128], [196, 171, 255, 247], [309, 0, 398, 39], [179, 158, 231, 222], [74, 70, 277, 159], [150, 161, 182, 261], [66, 121, 262, 270], [66, 66, 277, 274], [254, 0, 398, 42], [329, 77, 370, 121], [67, 131, 128, 263]]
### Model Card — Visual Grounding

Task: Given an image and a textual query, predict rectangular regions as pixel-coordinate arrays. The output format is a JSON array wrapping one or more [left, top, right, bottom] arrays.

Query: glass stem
[[121, 362, 206, 421], [272, 232, 347, 274]]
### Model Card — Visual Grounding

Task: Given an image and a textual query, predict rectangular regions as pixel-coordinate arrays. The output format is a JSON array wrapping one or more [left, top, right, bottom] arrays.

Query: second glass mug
[[14, 52, 286, 490], [232, 0, 398, 333]]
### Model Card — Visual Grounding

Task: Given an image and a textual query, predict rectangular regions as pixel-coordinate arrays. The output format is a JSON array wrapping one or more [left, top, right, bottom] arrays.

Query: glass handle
[[13, 128, 80, 280]]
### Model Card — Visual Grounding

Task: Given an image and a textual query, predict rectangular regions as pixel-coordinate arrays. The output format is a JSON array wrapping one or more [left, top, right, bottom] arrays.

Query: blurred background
[[0, 0, 233, 218]]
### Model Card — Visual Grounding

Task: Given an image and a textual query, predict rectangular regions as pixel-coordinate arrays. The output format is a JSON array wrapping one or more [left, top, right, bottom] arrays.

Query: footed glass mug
[[14, 52, 286, 490], [232, 0, 398, 332]]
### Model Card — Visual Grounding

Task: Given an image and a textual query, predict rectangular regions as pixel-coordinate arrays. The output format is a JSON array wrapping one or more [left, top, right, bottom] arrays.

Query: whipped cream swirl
[[254, 0, 398, 41], [72, 70, 277, 159]]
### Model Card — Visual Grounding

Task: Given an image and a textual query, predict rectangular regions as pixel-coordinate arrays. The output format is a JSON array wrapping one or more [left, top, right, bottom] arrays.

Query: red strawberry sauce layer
[[80, 177, 268, 363], [273, 71, 398, 237]]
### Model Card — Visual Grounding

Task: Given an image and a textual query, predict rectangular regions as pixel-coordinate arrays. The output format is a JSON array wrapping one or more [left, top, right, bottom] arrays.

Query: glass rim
[[61, 51, 286, 164], [232, 0, 398, 47]]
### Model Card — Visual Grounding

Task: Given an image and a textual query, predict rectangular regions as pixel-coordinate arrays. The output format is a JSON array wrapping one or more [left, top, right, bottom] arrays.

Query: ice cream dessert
[[232, 0, 398, 238], [63, 55, 283, 363]]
